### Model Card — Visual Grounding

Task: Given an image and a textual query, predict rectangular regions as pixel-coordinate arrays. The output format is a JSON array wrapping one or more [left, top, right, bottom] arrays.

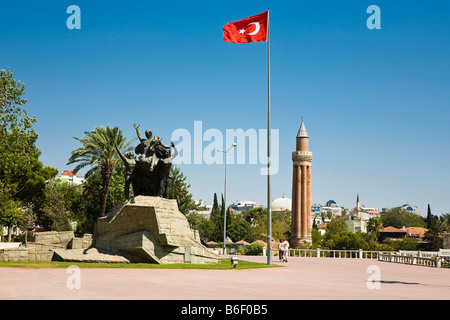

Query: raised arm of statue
[[114, 143, 127, 163], [133, 124, 144, 142], [171, 142, 178, 160]]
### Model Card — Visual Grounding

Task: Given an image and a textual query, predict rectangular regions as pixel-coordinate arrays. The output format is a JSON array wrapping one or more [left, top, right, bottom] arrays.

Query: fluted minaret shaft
[[291, 120, 312, 247]]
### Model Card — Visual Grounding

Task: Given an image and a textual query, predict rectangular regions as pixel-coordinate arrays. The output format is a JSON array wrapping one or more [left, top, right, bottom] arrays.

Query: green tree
[[67, 125, 133, 217], [241, 207, 268, 242], [209, 193, 224, 242], [74, 164, 127, 235], [186, 212, 213, 240], [329, 231, 364, 250], [326, 210, 333, 220], [40, 180, 73, 231], [0, 68, 57, 231], [424, 204, 446, 235], [0, 195, 21, 241], [272, 210, 291, 241], [423, 230, 443, 251], [1, 68, 36, 201], [221, 195, 231, 239], [426, 204, 432, 227], [422, 205, 445, 250], [210, 192, 219, 213], [380, 208, 426, 228], [441, 213, 450, 233], [311, 228, 322, 248], [0, 194, 36, 242], [367, 217, 383, 240], [39, 179, 83, 232], [385, 237, 418, 251], [323, 216, 348, 244], [227, 215, 253, 242], [168, 165, 198, 215]]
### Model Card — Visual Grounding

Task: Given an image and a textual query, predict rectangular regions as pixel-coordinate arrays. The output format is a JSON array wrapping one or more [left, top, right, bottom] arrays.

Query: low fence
[[378, 253, 445, 268], [385, 249, 450, 268], [398, 249, 450, 258], [281, 248, 449, 268], [283, 248, 388, 259]]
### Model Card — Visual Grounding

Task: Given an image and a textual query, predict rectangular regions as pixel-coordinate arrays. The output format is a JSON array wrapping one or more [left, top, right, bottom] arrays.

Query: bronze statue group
[[115, 124, 178, 200]]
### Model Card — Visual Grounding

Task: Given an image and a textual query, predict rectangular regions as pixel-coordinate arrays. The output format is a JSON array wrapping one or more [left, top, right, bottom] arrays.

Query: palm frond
[[67, 124, 134, 175]]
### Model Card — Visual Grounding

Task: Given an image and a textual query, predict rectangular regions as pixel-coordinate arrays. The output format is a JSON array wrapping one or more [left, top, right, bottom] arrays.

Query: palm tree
[[367, 217, 383, 240], [67, 125, 134, 217], [442, 213, 450, 232]]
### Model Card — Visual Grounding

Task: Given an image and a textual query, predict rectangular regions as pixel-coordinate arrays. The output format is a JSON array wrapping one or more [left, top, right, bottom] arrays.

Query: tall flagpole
[[266, 8, 272, 266]]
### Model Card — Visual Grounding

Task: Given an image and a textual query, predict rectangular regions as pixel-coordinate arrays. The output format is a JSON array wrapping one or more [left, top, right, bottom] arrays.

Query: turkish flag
[[223, 11, 268, 44]]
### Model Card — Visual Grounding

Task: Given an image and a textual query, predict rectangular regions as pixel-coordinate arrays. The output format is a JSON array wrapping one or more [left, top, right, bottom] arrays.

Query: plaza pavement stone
[[0, 256, 449, 300]]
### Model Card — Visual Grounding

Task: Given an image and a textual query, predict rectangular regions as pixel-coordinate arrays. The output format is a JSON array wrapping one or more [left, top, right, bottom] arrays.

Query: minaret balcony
[[292, 151, 313, 163]]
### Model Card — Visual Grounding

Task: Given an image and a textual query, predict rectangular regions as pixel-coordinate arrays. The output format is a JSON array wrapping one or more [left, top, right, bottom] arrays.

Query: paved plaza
[[0, 256, 449, 300]]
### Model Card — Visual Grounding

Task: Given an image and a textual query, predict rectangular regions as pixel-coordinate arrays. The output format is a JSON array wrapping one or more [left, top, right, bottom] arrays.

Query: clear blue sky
[[1, 1, 449, 216]]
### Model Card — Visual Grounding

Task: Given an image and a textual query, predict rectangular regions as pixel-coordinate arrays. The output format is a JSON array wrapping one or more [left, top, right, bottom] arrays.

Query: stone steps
[[52, 248, 130, 264]]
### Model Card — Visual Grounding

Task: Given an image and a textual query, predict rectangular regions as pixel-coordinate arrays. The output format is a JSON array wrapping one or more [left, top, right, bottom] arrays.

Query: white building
[[190, 200, 212, 219], [270, 195, 292, 212], [319, 200, 343, 217], [398, 204, 419, 215], [56, 170, 85, 185], [229, 200, 263, 212]]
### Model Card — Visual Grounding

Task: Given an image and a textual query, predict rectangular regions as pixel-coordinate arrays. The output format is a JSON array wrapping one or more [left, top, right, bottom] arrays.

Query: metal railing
[[276, 248, 449, 268], [378, 253, 444, 268], [282, 248, 388, 259], [398, 249, 450, 258]]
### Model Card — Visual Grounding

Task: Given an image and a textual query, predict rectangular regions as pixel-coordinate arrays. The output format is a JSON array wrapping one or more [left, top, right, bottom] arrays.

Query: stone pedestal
[[95, 196, 220, 264]]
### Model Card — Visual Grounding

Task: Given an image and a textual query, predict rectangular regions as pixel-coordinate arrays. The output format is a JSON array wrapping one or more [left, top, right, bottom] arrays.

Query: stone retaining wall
[[31, 231, 74, 248], [0, 247, 29, 262], [0, 231, 94, 262]]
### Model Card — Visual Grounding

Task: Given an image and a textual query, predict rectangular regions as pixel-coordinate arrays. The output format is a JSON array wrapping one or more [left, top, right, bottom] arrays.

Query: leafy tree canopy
[[67, 124, 133, 217], [380, 208, 426, 228], [0, 68, 57, 228], [323, 216, 348, 243], [169, 165, 198, 215]]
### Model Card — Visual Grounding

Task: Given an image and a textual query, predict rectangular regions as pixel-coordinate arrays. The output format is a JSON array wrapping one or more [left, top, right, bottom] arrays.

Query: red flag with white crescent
[[223, 11, 268, 44]]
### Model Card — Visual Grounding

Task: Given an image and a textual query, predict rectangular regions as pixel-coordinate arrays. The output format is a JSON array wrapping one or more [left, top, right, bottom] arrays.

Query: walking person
[[278, 239, 284, 262], [283, 239, 290, 262]]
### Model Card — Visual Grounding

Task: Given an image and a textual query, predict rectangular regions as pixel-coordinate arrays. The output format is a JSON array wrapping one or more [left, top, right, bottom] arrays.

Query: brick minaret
[[291, 120, 312, 247], [356, 193, 360, 219]]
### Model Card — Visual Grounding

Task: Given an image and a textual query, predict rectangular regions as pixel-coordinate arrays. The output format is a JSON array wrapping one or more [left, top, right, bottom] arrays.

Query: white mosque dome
[[271, 195, 292, 211]]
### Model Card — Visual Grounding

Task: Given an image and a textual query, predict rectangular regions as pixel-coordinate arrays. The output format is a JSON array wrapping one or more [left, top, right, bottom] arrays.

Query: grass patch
[[0, 259, 282, 270]]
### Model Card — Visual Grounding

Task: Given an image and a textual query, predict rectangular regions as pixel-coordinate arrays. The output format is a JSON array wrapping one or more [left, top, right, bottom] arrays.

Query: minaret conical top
[[297, 120, 309, 138]]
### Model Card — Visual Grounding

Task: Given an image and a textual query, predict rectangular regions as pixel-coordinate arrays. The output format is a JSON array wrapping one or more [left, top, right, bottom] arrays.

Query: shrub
[[329, 231, 364, 250], [245, 243, 264, 256]]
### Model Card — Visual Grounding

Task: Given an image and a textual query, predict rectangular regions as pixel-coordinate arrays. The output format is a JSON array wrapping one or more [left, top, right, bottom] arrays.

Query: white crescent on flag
[[245, 22, 260, 35]]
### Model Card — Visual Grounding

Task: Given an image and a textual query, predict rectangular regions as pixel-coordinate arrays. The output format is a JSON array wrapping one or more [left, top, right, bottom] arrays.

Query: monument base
[[94, 196, 220, 264], [290, 235, 312, 248]]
